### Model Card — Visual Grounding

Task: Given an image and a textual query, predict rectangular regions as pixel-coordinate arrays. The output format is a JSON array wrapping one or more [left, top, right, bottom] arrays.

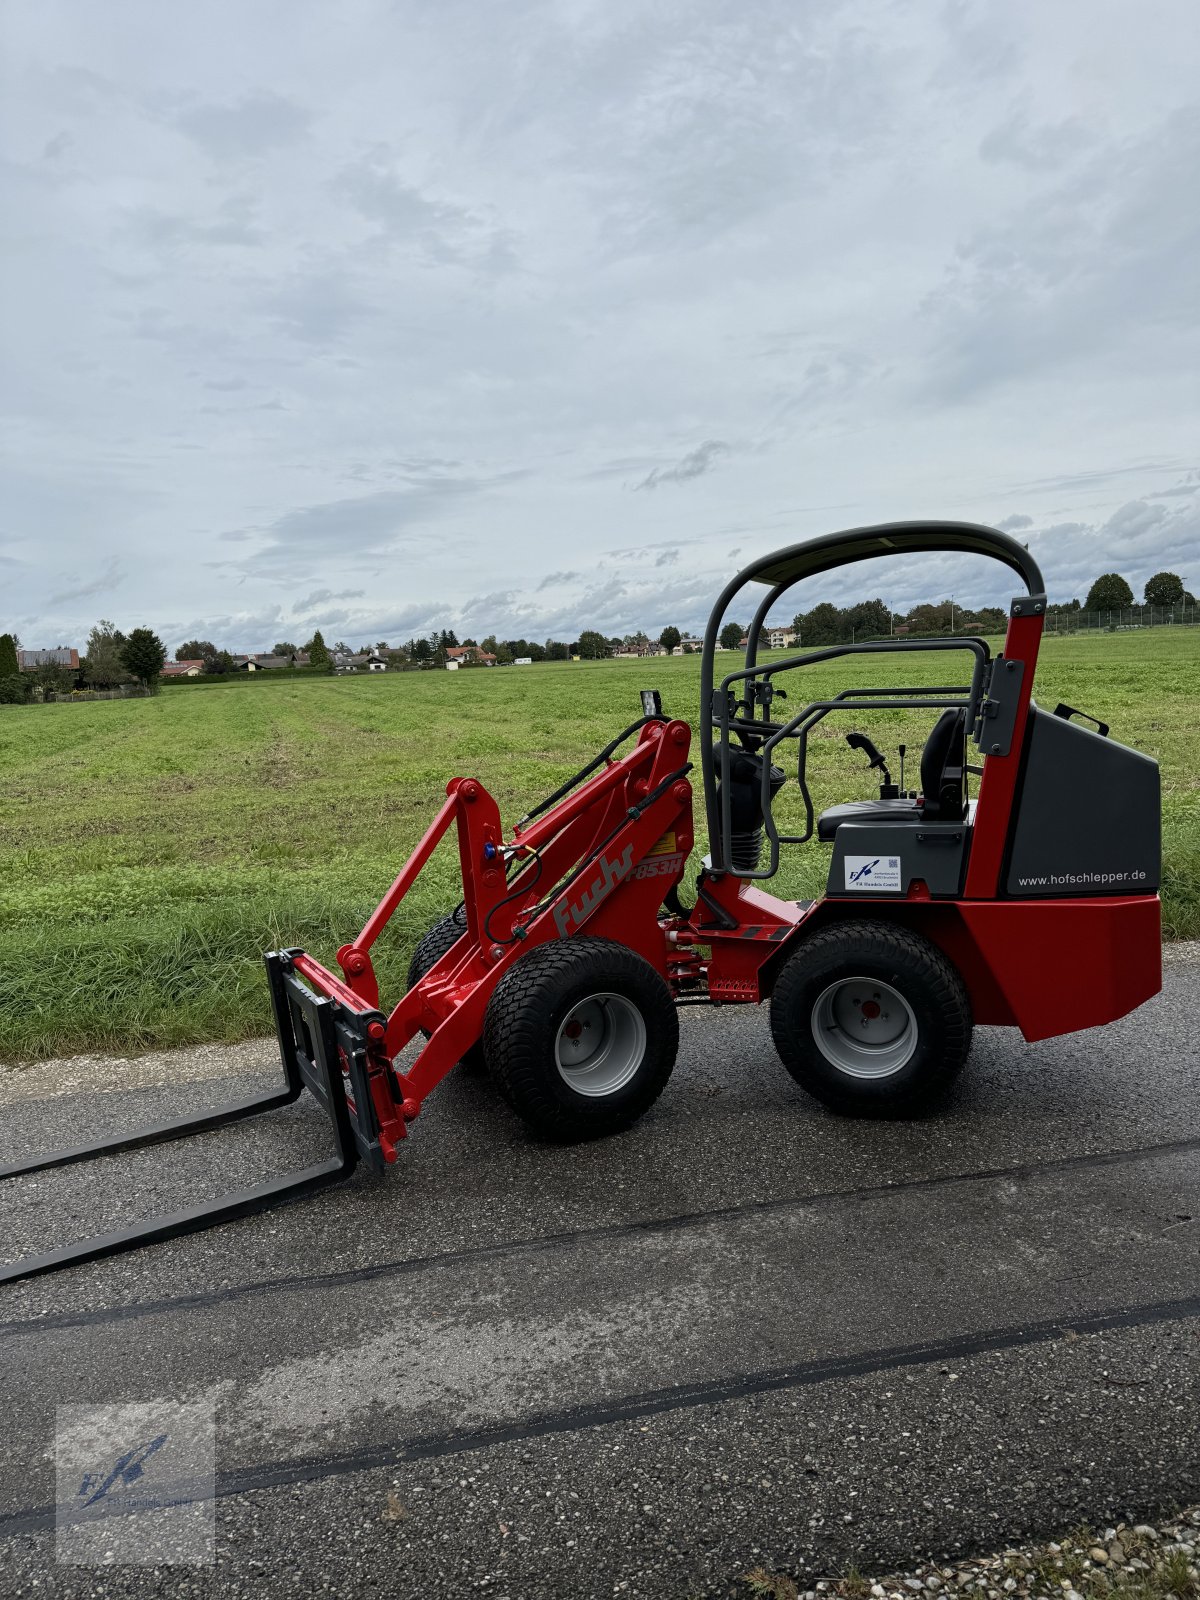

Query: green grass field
[[2, 629, 1197, 1061]]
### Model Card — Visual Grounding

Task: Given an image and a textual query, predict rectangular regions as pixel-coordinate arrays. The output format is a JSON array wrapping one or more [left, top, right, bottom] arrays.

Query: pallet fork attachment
[[0, 954, 383, 1285]]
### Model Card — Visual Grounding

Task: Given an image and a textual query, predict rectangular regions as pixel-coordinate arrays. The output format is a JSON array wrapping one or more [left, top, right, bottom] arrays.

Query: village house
[[161, 659, 205, 678], [766, 627, 796, 649], [18, 648, 80, 672], [233, 652, 310, 672], [446, 645, 497, 666]]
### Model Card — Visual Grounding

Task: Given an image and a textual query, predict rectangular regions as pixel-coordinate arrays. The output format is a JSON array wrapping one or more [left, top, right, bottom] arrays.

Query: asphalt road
[[1, 946, 1197, 1597]]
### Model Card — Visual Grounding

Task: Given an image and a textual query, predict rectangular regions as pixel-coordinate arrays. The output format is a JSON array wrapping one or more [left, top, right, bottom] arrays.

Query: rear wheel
[[769, 920, 972, 1115], [406, 909, 484, 1072], [483, 937, 678, 1140]]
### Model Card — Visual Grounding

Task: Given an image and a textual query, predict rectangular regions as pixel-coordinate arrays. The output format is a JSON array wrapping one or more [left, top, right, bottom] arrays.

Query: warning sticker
[[645, 831, 677, 858], [844, 855, 902, 892]]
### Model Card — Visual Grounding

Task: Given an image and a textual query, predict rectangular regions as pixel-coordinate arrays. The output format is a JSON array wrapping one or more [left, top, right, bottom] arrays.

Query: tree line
[[2, 565, 1192, 703]]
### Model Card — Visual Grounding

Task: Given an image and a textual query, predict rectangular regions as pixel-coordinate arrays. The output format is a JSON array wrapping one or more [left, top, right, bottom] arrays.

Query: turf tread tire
[[406, 909, 484, 1072], [406, 910, 468, 992], [483, 937, 678, 1141], [770, 919, 972, 1116]]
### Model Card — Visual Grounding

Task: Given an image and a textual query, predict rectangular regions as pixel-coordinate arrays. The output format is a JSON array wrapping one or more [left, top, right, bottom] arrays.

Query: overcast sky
[[2, 0, 1198, 652]]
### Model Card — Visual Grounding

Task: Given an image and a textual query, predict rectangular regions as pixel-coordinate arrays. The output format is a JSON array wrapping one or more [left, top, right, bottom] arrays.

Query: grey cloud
[[1006, 461, 1185, 495], [123, 193, 263, 250], [654, 549, 679, 567], [1150, 471, 1200, 499], [48, 560, 124, 606], [581, 458, 663, 482], [264, 273, 379, 345], [764, 349, 878, 430], [922, 105, 1200, 398], [979, 105, 1093, 170], [998, 514, 1032, 531], [635, 441, 728, 491], [537, 570, 580, 590], [165, 606, 285, 653], [333, 147, 514, 270], [1102, 500, 1167, 542], [933, 0, 1021, 88], [173, 91, 312, 159], [257, 472, 515, 552], [294, 587, 366, 612]]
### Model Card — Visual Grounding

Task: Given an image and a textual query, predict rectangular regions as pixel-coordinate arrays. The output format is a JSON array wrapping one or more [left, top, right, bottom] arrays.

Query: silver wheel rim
[[554, 992, 646, 1097], [811, 976, 917, 1079]]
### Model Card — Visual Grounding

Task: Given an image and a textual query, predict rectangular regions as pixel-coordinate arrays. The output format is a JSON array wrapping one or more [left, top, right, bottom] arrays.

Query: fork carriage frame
[[1, 520, 1162, 1283]]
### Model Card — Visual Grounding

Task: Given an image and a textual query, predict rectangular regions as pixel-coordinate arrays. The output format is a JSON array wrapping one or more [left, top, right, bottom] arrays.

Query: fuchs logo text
[[552, 845, 635, 936]]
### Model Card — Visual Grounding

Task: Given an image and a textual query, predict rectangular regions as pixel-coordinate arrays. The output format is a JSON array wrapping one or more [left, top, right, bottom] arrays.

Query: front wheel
[[483, 937, 678, 1140], [406, 908, 484, 1072], [769, 920, 972, 1115]]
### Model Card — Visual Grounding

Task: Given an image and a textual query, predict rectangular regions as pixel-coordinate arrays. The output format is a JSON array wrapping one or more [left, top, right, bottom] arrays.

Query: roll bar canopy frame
[[699, 520, 1046, 875]]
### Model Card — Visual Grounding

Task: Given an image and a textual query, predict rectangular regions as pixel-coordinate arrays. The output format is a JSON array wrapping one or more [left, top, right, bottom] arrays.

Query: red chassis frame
[[293, 603, 1161, 1167]]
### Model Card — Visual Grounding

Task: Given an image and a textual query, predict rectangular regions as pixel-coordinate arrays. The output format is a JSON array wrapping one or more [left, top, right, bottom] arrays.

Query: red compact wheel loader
[[1, 522, 1163, 1283]]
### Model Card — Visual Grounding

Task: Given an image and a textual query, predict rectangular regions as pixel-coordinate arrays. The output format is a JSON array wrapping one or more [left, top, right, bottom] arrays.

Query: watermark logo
[[77, 1433, 169, 1509], [56, 1400, 216, 1567]]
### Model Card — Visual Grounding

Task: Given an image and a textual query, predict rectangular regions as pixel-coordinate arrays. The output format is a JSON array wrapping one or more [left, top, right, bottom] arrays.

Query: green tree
[[481, 635, 499, 656], [272, 641, 298, 658], [34, 660, 75, 694], [120, 627, 166, 690], [659, 626, 681, 653], [207, 650, 236, 675], [903, 601, 954, 636], [0, 632, 25, 703], [176, 639, 218, 665], [306, 630, 332, 671], [719, 621, 744, 650], [844, 598, 891, 640], [1085, 573, 1133, 611], [1144, 571, 1184, 607], [84, 620, 130, 688], [577, 630, 611, 659], [545, 640, 569, 661], [411, 637, 433, 665], [796, 601, 841, 644]]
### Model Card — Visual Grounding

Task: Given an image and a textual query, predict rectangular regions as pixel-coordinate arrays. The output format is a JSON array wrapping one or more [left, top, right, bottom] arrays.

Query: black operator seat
[[815, 709, 968, 842]]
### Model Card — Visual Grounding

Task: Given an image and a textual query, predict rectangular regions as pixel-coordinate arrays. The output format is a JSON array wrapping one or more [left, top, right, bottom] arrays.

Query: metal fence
[[1042, 604, 1198, 633], [38, 685, 151, 703]]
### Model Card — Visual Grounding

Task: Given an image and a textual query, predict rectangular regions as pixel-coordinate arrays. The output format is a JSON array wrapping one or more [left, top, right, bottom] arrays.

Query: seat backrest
[[920, 708, 967, 820]]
